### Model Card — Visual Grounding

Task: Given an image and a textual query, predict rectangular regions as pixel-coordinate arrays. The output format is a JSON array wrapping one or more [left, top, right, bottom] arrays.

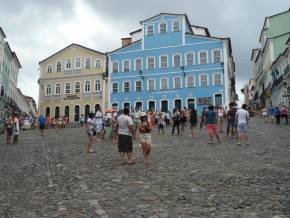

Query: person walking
[[115, 108, 136, 164], [226, 102, 237, 138], [13, 113, 20, 143], [85, 112, 95, 153], [180, 110, 187, 133], [189, 108, 198, 139], [274, 107, 281, 125], [171, 108, 180, 135], [6, 114, 14, 144], [204, 105, 221, 144], [95, 108, 104, 141], [217, 106, 225, 133], [38, 115, 46, 136], [139, 112, 152, 165], [236, 104, 250, 145], [157, 112, 165, 135], [281, 105, 288, 124]]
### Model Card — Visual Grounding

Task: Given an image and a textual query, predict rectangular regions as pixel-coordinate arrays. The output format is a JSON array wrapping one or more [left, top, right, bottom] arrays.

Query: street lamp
[[181, 66, 185, 77], [139, 70, 144, 80]]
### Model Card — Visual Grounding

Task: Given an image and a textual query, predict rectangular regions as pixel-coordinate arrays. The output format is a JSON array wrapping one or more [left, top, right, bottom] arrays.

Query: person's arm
[[128, 124, 136, 140]]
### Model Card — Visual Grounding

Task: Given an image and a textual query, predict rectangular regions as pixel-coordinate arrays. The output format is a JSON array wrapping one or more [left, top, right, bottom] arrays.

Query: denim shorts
[[237, 123, 247, 132]]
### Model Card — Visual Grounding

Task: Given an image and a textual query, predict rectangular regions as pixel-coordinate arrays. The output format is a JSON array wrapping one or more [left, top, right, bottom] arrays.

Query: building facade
[[270, 37, 290, 106], [0, 27, 30, 118], [25, 96, 38, 118], [250, 8, 290, 108], [108, 13, 236, 114], [38, 43, 107, 122]]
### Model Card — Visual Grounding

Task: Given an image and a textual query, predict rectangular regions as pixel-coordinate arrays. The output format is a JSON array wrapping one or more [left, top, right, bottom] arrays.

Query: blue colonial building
[[108, 13, 236, 113]]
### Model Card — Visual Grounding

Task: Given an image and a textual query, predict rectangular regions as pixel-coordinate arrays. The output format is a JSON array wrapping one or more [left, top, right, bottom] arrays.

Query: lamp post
[[139, 70, 144, 80]]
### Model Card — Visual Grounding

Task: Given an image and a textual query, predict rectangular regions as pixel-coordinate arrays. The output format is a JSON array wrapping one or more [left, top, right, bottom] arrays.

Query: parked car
[[21, 118, 31, 130], [0, 121, 4, 134]]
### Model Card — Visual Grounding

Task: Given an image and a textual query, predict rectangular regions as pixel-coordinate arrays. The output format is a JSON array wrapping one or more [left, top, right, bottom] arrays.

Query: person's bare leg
[[127, 152, 136, 164]]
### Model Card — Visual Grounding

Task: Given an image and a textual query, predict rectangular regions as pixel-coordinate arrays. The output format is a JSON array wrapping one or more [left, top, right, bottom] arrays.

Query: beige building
[[38, 43, 107, 122]]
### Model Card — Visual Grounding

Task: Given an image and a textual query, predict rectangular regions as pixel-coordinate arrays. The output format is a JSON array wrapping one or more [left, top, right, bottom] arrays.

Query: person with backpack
[[139, 112, 152, 165], [274, 107, 281, 124], [171, 108, 180, 135], [226, 102, 237, 138]]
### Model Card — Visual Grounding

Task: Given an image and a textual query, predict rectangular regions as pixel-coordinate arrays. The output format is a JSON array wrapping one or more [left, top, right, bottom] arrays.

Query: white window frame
[[47, 65, 53, 73], [123, 80, 131, 93], [146, 24, 154, 36], [84, 57, 91, 69], [134, 58, 143, 71], [111, 82, 119, 94], [55, 83, 61, 95], [135, 80, 143, 92], [198, 50, 208, 65], [186, 75, 195, 88], [75, 81, 81, 94], [95, 59, 102, 68], [212, 73, 223, 86], [84, 80, 91, 93], [65, 59, 72, 70], [45, 83, 52, 96], [64, 82, 71, 94], [159, 55, 168, 68], [160, 77, 169, 90], [75, 57, 81, 69], [147, 78, 156, 91], [146, 56, 155, 70], [173, 76, 182, 89], [212, 49, 222, 63], [95, 80, 102, 92], [199, 74, 209, 86], [172, 20, 181, 32], [172, 53, 182, 68], [56, 61, 62, 72], [122, 59, 131, 72], [112, 61, 119, 73], [185, 52, 195, 66], [111, 102, 119, 110], [159, 22, 167, 34]]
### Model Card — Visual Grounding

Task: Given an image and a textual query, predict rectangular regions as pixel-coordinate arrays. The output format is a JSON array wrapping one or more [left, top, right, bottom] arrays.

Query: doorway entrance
[[161, 100, 168, 112], [187, 99, 195, 110], [74, 105, 80, 122], [174, 99, 181, 110]]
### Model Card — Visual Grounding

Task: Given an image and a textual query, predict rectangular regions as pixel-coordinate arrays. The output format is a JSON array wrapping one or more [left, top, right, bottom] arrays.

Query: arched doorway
[[85, 105, 90, 120], [64, 106, 69, 117], [174, 99, 181, 110], [55, 106, 60, 118], [187, 99, 195, 110], [74, 105, 80, 122], [95, 104, 101, 113], [214, 94, 223, 107], [148, 101, 155, 111], [135, 102, 142, 111], [161, 100, 168, 112], [124, 102, 130, 109], [45, 107, 50, 116]]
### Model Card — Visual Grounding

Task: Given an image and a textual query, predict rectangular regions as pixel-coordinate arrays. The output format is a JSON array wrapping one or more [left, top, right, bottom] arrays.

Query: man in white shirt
[[95, 108, 103, 141], [236, 104, 250, 145], [115, 108, 136, 164]]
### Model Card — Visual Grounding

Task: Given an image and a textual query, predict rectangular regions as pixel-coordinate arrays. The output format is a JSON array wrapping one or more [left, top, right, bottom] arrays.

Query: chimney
[[121, 38, 132, 47]]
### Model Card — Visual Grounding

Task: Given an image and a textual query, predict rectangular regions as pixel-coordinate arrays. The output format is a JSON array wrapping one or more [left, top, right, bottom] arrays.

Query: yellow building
[[38, 43, 107, 122]]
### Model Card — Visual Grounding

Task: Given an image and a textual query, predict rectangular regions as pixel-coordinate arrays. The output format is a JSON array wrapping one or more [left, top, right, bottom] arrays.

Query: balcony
[[83, 91, 102, 99], [272, 74, 284, 89], [43, 95, 62, 101], [284, 64, 289, 77]]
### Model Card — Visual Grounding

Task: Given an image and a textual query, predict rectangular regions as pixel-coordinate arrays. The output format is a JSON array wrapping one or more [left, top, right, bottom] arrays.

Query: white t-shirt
[[236, 109, 249, 124], [87, 118, 95, 130], [117, 114, 134, 136], [95, 111, 103, 125]]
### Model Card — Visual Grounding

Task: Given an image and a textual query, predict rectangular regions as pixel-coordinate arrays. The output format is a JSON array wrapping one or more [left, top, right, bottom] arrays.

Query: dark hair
[[229, 102, 235, 107], [208, 105, 214, 110], [123, 108, 130, 115], [190, 108, 196, 116], [89, 113, 94, 119], [242, 104, 248, 109]]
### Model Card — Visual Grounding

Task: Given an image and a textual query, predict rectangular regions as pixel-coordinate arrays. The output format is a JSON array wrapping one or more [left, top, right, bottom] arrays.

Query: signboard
[[63, 95, 80, 100], [197, 97, 212, 105]]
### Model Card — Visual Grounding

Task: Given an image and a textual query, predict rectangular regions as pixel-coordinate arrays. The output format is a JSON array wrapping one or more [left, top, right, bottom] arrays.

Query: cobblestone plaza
[[0, 117, 289, 217]]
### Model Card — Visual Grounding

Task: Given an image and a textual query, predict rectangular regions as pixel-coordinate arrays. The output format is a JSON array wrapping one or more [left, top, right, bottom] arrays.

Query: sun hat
[[140, 112, 147, 117]]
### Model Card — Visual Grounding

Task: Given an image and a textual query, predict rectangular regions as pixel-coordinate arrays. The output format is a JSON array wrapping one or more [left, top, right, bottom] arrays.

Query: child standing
[[139, 112, 152, 165]]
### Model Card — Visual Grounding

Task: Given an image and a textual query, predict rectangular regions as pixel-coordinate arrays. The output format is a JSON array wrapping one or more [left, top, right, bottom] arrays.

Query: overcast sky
[[0, 0, 289, 105]]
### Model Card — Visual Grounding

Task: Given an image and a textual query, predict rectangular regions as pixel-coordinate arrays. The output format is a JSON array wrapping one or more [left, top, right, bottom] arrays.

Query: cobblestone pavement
[[0, 117, 290, 218]]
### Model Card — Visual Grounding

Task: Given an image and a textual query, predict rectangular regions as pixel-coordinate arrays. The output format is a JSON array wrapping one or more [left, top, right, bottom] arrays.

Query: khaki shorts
[[139, 133, 152, 144]]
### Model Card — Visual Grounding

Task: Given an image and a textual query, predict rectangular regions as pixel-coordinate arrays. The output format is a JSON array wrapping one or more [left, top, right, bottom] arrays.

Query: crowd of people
[[83, 102, 252, 166], [262, 104, 289, 125]]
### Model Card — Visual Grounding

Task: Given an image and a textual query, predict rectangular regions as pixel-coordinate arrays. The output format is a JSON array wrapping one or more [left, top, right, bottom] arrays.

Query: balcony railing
[[64, 69, 81, 75], [272, 74, 284, 89], [83, 91, 102, 99], [284, 64, 289, 77]]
